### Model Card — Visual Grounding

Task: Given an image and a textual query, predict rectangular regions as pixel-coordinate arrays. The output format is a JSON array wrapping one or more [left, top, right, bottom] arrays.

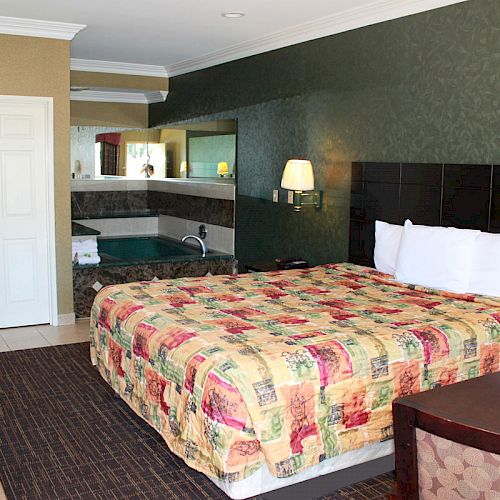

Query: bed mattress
[[89, 263, 499, 498]]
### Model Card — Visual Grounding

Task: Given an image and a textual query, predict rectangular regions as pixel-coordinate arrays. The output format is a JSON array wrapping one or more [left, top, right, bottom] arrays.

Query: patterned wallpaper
[[150, 0, 500, 267]]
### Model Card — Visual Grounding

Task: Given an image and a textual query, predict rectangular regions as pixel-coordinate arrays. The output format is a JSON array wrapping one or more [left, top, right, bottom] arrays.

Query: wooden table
[[392, 372, 500, 499]]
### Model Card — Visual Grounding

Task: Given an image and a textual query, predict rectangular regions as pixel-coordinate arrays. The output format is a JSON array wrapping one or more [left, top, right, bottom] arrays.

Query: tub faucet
[[182, 235, 207, 258]]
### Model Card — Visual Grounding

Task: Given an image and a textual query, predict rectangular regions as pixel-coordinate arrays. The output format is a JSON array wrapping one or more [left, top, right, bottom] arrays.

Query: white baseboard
[[57, 313, 76, 326]]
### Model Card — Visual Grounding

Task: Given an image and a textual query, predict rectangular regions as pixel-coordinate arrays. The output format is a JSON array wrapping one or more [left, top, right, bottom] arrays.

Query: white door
[[0, 97, 53, 328]]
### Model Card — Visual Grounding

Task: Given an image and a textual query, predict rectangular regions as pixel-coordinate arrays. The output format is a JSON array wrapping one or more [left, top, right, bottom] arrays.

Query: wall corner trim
[[0, 15, 85, 40], [71, 58, 169, 78], [70, 89, 168, 104]]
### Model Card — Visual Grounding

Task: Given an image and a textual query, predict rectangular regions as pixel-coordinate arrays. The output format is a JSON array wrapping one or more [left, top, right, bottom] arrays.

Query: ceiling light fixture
[[221, 12, 245, 18]]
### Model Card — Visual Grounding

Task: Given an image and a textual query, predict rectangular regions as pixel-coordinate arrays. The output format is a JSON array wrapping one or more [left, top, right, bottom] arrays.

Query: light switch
[[272, 190, 279, 203], [287, 191, 294, 204]]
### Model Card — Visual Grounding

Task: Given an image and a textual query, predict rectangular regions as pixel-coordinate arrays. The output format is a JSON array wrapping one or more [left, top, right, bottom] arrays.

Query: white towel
[[75, 251, 101, 265], [72, 247, 98, 260], [72, 241, 98, 252], [72, 245, 98, 256], [77, 256, 101, 265], [72, 237, 97, 246]]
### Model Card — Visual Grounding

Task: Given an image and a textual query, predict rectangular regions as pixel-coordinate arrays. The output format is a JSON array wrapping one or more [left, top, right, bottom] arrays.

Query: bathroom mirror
[[71, 119, 237, 181]]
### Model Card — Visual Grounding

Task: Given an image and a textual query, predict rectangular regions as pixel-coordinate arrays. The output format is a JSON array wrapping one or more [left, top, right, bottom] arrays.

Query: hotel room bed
[[89, 262, 499, 499]]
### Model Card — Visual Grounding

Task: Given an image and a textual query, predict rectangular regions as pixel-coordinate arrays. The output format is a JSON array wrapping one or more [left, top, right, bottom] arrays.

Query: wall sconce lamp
[[281, 159, 322, 212], [217, 161, 229, 177]]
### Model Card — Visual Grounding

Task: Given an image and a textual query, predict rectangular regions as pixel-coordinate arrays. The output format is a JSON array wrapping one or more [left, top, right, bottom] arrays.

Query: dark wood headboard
[[349, 162, 499, 267]]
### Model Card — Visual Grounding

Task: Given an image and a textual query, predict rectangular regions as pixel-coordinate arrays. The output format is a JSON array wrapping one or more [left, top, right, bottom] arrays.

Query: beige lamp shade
[[281, 159, 314, 191], [180, 160, 187, 173], [217, 161, 229, 176]]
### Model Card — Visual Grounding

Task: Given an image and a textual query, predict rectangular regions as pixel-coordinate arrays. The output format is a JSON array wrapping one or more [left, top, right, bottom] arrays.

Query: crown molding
[[165, 0, 468, 76], [71, 58, 168, 78], [0, 16, 85, 40], [70, 89, 168, 104]]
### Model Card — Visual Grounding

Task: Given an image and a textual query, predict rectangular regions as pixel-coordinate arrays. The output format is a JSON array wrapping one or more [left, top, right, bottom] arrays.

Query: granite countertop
[[73, 251, 234, 269], [71, 177, 235, 200], [72, 221, 101, 236]]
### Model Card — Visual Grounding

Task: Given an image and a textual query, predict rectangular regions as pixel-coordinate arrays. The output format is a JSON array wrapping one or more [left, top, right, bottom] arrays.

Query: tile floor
[[0, 319, 90, 352], [0, 319, 90, 499]]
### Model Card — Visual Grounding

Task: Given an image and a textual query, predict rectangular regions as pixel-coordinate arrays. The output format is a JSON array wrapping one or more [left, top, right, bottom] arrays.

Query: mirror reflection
[[71, 120, 237, 181]]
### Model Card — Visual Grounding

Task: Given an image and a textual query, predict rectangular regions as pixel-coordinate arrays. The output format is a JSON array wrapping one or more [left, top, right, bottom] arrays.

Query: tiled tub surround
[[73, 257, 236, 318], [73, 217, 159, 238], [148, 191, 234, 228], [71, 190, 149, 220], [71, 178, 235, 251], [71, 189, 234, 228]]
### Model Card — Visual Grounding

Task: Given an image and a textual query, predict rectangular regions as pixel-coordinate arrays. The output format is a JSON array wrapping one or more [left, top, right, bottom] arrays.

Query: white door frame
[[0, 95, 58, 326]]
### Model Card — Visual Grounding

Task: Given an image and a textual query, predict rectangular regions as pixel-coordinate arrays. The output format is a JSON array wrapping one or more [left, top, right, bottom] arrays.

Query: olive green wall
[[150, 0, 500, 268], [0, 34, 74, 316]]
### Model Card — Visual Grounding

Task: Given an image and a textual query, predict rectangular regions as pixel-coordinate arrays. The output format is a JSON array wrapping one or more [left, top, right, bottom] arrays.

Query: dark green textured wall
[[150, 0, 500, 268]]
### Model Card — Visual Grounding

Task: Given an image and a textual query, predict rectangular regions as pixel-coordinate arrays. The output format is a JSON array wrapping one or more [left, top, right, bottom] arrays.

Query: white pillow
[[374, 220, 404, 275], [395, 220, 480, 294], [468, 232, 500, 297]]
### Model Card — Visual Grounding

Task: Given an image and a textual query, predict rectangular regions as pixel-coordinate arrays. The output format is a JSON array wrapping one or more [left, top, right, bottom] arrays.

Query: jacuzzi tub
[[98, 235, 208, 265]]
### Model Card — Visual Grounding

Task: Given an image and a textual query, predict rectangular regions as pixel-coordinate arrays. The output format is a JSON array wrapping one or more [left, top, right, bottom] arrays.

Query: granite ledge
[[72, 221, 100, 236]]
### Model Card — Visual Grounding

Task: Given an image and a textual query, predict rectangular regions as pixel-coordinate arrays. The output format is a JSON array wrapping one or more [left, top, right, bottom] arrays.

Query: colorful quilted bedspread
[[89, 263, 499, 484]]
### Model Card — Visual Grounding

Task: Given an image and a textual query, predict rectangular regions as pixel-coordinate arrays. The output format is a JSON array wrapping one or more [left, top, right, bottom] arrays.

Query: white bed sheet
[[209, 440, 394, 499]]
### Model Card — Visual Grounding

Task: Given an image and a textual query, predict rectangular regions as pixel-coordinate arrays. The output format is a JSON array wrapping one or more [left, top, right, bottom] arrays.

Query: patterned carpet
[[0, 343, 393, 499]]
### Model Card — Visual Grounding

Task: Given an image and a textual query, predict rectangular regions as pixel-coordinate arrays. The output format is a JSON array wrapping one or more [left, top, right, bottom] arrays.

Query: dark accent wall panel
[[349, 162, 499, 267], [235, 194, 349, 267], [149, 0, 500, 268]]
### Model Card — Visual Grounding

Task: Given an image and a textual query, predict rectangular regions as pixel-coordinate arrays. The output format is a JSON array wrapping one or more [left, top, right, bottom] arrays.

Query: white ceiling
[[1, 0, 467, 76]]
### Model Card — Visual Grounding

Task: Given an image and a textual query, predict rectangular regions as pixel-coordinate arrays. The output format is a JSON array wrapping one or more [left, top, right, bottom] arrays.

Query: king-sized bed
[[90, 263, 499, 498], [90, 162, 500, 498]]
